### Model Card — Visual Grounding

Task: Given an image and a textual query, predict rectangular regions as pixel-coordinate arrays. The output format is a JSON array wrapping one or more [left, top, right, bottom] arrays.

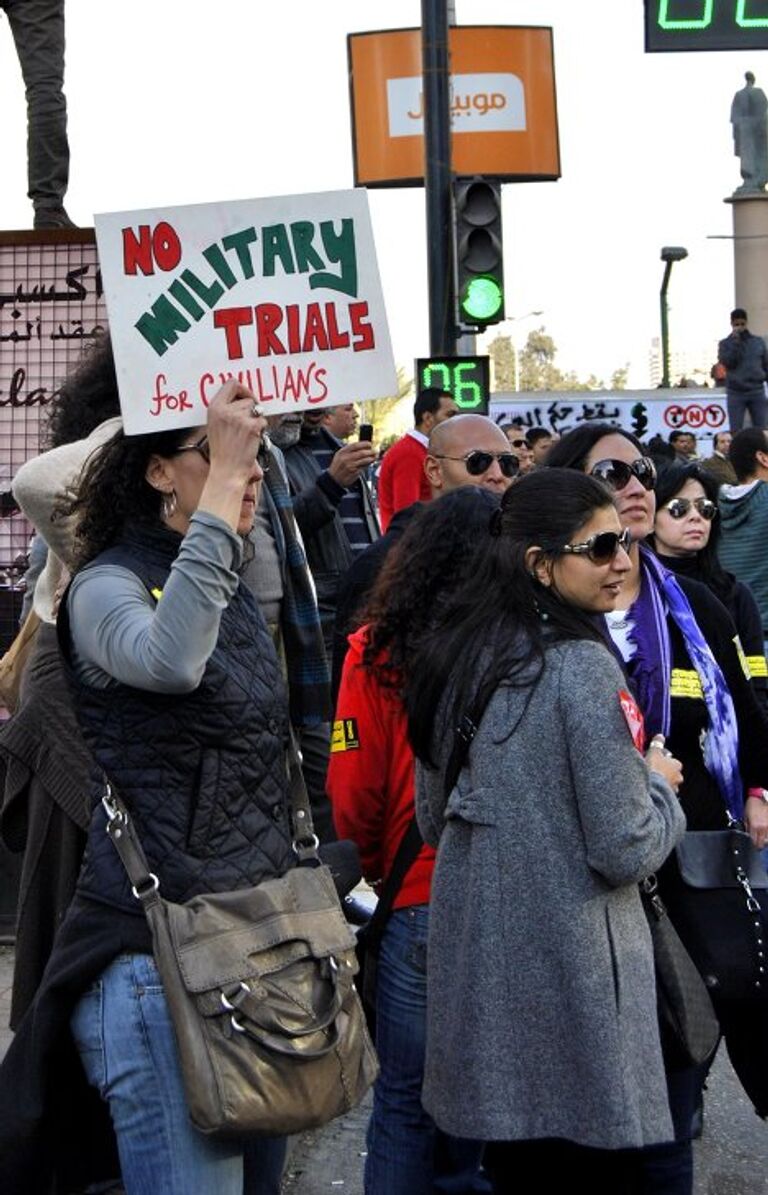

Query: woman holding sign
[[49, 380, 295, 1194]]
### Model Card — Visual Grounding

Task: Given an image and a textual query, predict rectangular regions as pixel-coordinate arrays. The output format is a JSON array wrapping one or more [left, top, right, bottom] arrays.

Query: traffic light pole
[[421, 0, 455, 356]]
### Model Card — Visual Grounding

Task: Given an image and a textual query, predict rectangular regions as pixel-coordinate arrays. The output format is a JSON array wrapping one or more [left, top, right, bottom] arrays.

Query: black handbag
[[663, 826, 768, 1006], [640, 876, 719, 1068]]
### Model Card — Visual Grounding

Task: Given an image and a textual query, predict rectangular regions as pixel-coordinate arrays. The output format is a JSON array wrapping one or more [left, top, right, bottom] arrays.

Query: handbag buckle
[[131, 874, 159, 901], [102, 783, 127, 831], [220, 981, 250, 1012]]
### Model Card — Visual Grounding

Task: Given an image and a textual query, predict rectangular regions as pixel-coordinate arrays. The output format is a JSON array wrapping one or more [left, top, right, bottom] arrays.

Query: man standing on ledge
[[718, 308, 768, 433], [377, 387, 457, 530], [1, 0, 75, 228]]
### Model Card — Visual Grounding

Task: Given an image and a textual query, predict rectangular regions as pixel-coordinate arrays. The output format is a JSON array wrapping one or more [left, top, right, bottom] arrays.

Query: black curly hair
[[44, 332, 122, 449], [59, 423, 193, 570], [360, 487, 500, 691]]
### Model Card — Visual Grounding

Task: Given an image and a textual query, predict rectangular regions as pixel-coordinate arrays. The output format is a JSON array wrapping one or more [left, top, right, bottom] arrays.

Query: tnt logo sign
[[663, 403, 726, 430]]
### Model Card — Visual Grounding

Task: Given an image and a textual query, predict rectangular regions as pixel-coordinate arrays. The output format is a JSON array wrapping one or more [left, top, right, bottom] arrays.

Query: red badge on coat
[[618, 690, 645, 752]]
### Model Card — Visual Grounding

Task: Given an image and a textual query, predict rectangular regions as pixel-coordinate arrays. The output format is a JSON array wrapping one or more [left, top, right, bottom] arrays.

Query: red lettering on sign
[[123, 222, 182, 275], [213, 306, 253, 359], [149, 373, 193, 418], [349, 301, 375, 351]]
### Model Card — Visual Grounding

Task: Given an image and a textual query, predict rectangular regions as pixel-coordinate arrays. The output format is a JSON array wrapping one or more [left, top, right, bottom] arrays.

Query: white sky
[[0, 1, 761, 388]]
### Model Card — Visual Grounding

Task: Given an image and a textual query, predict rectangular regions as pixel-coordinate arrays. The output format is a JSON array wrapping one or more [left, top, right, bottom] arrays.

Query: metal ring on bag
[[220, 981, 250, 1012], [230, 1013, 247, 1034], [131, 873, 159, 900]]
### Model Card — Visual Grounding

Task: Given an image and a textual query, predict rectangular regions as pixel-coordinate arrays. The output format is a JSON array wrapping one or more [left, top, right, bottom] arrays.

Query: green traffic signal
[[454, 176, 505, 328], [460, 276, 504, 323]]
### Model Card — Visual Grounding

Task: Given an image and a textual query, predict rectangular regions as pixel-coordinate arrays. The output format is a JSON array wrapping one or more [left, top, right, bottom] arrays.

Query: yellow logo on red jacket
[[331, 718, 360, 753]]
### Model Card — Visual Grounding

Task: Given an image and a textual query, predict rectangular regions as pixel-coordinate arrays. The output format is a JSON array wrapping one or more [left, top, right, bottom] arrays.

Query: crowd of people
[[1, 334, 768, 1194]]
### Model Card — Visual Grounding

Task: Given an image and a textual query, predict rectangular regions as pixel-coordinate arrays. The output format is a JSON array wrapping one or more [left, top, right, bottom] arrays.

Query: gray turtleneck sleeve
[[66, 511, 242, 693]]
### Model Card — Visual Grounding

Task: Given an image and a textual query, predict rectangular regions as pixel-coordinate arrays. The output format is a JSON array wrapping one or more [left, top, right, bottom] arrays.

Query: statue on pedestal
[[731, 72, 768, 194]]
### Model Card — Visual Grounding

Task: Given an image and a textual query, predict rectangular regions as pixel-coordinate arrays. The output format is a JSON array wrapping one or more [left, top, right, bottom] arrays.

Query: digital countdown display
[[416, 355, 490, 414], [646, 1, 768, 51]]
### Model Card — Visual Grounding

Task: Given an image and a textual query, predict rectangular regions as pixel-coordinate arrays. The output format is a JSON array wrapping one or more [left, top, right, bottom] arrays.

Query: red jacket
[[327, 626, 434, 908], [377, 433, 431, 532]]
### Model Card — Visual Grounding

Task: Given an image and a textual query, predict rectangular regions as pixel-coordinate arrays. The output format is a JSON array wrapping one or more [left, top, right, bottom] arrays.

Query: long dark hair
[[60, 424, 192, 569], [403, 469, 614, 765], [361, 487, 500, 689], [546, 423, 643, 473], [649, 461, 734, 603], [45, 333, 122, 449]]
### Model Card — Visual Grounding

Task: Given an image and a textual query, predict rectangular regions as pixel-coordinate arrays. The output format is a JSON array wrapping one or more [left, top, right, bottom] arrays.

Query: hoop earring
[[162, 490, 177, 520]]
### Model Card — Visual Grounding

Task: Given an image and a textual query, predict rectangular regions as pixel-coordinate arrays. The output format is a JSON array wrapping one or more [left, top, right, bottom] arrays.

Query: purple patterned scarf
[[625, 546, 743, 821]]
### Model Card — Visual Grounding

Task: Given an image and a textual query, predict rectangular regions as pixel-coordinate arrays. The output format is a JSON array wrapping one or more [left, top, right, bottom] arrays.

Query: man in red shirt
[[377, 388, 457, 530]]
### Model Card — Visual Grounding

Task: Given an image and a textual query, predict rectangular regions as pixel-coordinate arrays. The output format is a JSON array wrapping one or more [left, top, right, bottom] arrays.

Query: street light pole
[[659, 246, 688, 388]]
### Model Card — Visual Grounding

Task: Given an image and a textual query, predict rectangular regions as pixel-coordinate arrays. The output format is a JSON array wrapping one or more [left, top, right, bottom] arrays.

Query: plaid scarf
[[262, 448, 331, 726], [630, 546, 743, 821]]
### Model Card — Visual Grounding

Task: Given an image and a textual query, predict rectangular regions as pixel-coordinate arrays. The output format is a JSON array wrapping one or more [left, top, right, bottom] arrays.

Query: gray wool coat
[[415, 638, 686, 1151]]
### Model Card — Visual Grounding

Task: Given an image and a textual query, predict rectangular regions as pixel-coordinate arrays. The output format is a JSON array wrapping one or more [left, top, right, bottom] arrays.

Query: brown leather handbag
[[103, 742, 377, 1138]]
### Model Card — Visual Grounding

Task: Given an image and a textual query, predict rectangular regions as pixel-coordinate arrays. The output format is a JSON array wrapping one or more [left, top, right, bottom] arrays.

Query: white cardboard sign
[[95, 190, 397, 435]]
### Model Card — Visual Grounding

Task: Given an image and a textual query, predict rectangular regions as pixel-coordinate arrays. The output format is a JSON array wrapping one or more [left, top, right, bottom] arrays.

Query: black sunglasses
[[561, 526, 632, 565], [662, 497, 717, 521], [432, 449, 520, 478], [174, 432, 272, 472], [507, 437, 529, 450], [589, 457, 656, 492]]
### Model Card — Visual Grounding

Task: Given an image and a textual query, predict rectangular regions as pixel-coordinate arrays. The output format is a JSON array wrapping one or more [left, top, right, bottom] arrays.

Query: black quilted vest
[[60, 523, 295, 913]]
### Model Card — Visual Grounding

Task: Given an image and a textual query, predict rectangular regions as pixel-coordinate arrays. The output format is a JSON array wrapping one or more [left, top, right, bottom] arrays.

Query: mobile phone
[[359, 423, 374, 442]]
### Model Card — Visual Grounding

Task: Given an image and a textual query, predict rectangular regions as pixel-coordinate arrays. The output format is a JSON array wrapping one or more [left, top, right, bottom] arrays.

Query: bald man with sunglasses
[[425, 414, 520, 495]]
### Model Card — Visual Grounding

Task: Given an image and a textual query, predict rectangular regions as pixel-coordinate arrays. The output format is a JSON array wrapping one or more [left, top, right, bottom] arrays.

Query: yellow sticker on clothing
[[747, 655, 768, 678], [331, 718, 360, 753], [734, 636, 751, 678], [669, 669, 703, 700], [150, 587, 163, 602]]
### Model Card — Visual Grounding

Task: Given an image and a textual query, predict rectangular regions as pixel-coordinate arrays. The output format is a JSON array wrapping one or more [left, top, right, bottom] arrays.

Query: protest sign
[[95, 190, 397, 434]]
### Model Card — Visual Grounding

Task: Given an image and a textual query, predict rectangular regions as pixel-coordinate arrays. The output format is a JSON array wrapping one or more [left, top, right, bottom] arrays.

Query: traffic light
[[454, 176, 505, 328]]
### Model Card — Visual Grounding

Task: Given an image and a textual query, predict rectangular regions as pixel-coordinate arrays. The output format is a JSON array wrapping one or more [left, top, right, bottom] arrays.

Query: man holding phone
[[718, 308, 768, 432]]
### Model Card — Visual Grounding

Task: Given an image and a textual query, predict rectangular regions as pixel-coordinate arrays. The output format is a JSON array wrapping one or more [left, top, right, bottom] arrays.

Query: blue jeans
[[365, 905, 489, 1195], [71, 953, 244, 1195]]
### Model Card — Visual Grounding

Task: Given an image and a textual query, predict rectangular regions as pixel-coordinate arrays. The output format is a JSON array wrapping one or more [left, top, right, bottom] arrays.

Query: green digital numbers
[[658, 0, 713, 29], [647, 0, 768, 48], [416, 356, 490, 413], [737, 0, 768, 27]]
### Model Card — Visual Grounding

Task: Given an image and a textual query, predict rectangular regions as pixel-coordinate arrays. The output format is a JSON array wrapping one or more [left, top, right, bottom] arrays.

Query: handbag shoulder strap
[[364, 816, 423, 942], [443, 675, 497, 802]]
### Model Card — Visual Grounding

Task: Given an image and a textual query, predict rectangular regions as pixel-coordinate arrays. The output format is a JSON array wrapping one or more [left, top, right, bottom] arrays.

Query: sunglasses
[[174, 432, 272, 473], [432, 450, 520, 478], [561, 526, 632, 564], [508, 438, 529, 450], [661, 497, 717, 521], [589, 457, 657, 492]]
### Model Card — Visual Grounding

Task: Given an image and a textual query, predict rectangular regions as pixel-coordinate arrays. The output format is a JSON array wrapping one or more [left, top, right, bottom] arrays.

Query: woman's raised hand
[[205, 381, 267, 483]]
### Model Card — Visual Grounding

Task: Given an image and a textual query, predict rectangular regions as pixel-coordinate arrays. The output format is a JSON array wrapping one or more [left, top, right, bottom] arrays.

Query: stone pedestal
[[725, 192, 768, 335]]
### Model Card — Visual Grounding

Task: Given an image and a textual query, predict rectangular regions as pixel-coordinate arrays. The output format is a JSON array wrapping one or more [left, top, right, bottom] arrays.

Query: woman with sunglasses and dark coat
[[649, 461, 767, 711], [547, 424, 768, 1195]]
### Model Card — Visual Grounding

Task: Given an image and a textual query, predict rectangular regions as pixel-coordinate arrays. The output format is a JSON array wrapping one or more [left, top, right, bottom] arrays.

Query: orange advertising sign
[[348, 26, 560, 188]]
